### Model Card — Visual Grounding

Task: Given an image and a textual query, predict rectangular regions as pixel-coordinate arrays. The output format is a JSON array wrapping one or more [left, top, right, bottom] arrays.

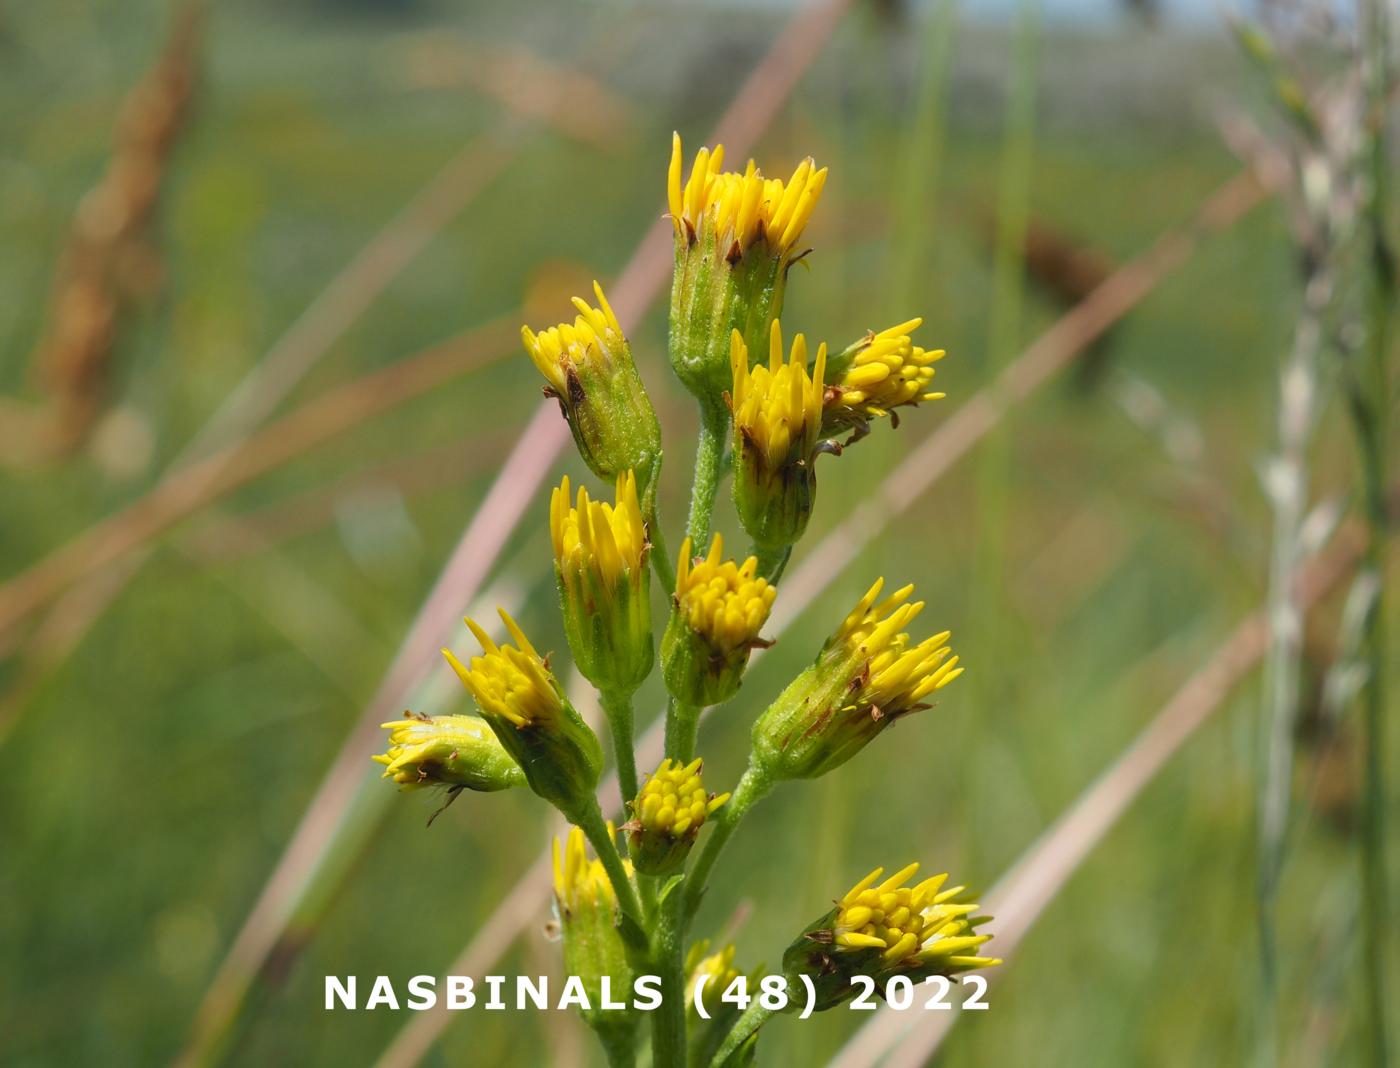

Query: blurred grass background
[[0, 0, 1393, 1065]]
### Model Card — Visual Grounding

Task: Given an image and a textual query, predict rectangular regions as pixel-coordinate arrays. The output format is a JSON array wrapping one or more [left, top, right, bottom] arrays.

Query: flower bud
[[783, 862, 999, 1012], [750, 578, 962, 781], [374, 712, 525, 793], [443, 609, 603, 819], [626, 757, 729, 875], [661, 534, 776, 708], [730, 322, 827, 553], [668, 133, 827, 412], [552, 826, 638, 1049], [522, 281, 662, 486], [822, 318, 947, 443], [685, 940, 765, 1066], [550, 471, 652, 695]]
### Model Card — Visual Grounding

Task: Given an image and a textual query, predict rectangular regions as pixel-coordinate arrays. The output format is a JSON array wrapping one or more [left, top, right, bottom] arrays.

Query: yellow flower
[[550, 471, 653, 693], [374, 712, 524, 793], [750, 578, 962, 781], [666, 134, 827, 410], [521, 280, 629, 395], [443, 609, 603, 817], [823, 318, 947, 438], [628, 757, 730, 874], [552, 824, 625, 916], [443, 610, 563, 729], [668, 133, 828, 258], [731, 322, 827, 471], [521, 281, 661, 484], [833, 578, 963, 715], [662, 533, 776, 713], [831, 863, 998, 972], [685, 941, 743, 1017], [731, 322, 827, 551], [783, 862, 998, 1011], [673, 533, 776, 654], [551, 471, 647, 589], [551, 826, 638, 1046]]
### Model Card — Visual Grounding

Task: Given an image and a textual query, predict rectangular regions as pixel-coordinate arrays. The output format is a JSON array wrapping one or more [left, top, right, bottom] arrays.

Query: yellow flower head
[[668, 132, 828, 258], [521, 280, 628, 395], [521, 283, 661, 485], [628, 756, 730, 875], [731, 322, 827, 471], [374, 712, 524, 793], [552, 824, 625, 917], [674, 534, 776, 655], [685, 940, 745, 1017], [832, 863, 999, 972], [551, 471, 647, 591], [731, 321, 828, 551], [549, 470, 653, 693], [443, 609, 562, 729], [750, 577, 962, 781], [824, 318, 947, 436], [834, 578, 962, 716], [662, 534, 777, 708], [443, 610, 603, 814], [635, 757, 729, 837]]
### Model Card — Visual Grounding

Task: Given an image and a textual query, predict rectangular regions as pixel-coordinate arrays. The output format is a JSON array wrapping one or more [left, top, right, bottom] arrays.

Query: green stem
[[601, 689, 640, 811], [650, 888, 687, 1068], [683, 765, 773, 920], [686, 404, 729, 547], [666, 700, 702, 763], [643, 467, 677, 593], [575, 798, 646, 953], [709, 1000, 776, 1066]]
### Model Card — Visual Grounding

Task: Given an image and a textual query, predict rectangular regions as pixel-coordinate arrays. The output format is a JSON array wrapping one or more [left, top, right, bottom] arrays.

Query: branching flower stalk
[[375, 134, 993, 1066]]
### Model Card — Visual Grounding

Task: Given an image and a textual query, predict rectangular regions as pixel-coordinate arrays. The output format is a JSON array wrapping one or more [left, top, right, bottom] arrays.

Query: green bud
[[550, 471, 653, 695], [750, 579, 962, 782], [729, 323, 829, 554], [667, 134, 827, 414], [783, 862, 999, 1012], [625, 758, 728, 876], [553, 826, 639, 1051], [443, 609, 604, 821], [660, 534, 776, 709], [522, 281, 661, 487], [374, 713, 525, 793]]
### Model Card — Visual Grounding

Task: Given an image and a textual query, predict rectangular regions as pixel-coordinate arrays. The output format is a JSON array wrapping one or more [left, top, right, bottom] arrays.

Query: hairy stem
[[650, 888, 687, 1068], [684, 765, 773, 919], [686, 404, 729, 547], [600, 688, 640, 812], [710, 999, 776, 1066], [666, 700, 702, 763], [574, 798, 646, 951], [643, 466, 677, 593]]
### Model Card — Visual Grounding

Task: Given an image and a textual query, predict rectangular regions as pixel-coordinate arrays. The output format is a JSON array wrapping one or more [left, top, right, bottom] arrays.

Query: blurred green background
[[1, 0, 1393, 1065]]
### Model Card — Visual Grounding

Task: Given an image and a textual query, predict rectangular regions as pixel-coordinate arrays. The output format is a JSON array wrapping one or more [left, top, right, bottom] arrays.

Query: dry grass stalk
[[32, 2, 200, 455], [0, 319, 516, 656]]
